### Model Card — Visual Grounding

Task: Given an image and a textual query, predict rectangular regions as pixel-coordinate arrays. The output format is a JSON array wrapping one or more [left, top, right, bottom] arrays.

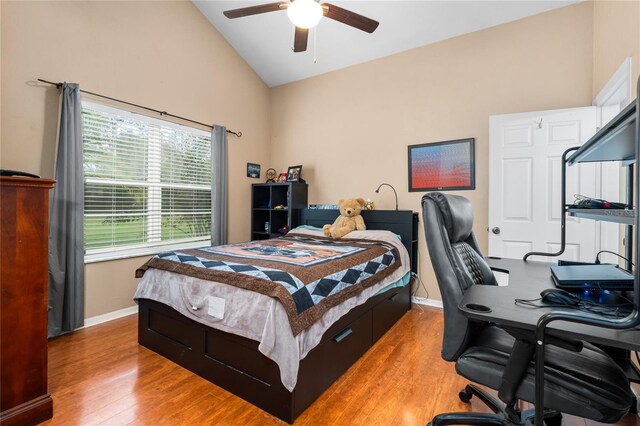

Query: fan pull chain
[[313, 26, 317, 63]]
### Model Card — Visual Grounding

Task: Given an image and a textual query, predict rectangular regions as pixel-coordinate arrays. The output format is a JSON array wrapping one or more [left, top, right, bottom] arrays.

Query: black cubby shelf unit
[[251, 182, 308, 240]]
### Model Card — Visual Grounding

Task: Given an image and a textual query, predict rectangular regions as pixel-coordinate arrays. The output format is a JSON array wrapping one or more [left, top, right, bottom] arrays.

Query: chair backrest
[[422, 192, 497, 361]]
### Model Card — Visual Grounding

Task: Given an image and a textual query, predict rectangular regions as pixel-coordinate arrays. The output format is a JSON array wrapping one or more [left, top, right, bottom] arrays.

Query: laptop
[[550, 264, 634, 291]]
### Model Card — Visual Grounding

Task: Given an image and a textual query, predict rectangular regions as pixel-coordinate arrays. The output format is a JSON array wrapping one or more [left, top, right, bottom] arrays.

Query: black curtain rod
[[37, 79, 242, 137]]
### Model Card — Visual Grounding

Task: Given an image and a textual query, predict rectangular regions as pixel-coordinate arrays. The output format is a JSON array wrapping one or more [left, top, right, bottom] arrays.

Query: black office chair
[[422, 192, 632, 425]]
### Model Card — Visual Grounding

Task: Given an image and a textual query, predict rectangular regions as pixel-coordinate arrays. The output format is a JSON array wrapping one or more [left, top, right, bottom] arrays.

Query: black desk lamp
[[375, 183, 398, 210]]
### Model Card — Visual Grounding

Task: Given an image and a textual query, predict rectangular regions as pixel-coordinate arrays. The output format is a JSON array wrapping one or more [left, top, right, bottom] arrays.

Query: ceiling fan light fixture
[[287, 0, 323, 29]]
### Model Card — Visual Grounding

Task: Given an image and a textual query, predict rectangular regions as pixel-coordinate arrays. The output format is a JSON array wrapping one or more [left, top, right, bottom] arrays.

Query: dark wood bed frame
[[137, 209, 418, 423]]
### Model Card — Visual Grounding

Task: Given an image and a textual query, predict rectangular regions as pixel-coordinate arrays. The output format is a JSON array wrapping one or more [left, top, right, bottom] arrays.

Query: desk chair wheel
[[459, 388, 472, 403], [543, 412, 562, 426], [457, 384, 504, 413]]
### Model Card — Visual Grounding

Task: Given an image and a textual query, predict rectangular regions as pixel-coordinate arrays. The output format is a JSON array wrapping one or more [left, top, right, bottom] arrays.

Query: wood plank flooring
[[43, 306, 639, 425]]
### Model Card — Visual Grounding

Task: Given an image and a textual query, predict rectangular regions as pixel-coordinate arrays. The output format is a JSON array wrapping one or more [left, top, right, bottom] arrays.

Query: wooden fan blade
[[293, 27, 308, 52], [321, 3, 379, 33], [223, 2, 288, 19]]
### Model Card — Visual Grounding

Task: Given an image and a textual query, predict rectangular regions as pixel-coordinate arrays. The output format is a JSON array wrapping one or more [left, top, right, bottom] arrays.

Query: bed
[[135, 209, 418, 423]]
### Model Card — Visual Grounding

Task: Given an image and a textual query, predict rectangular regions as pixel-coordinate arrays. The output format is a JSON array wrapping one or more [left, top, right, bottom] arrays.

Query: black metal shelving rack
[[531, 79, 640, 425], [566, 99, 638, 270]]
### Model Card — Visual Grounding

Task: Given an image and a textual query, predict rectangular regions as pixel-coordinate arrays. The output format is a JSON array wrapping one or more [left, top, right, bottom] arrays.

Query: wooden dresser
[[1, 176, 55, 426]]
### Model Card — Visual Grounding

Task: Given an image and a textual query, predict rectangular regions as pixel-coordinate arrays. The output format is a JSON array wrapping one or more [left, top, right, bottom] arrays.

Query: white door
[[591, 58, 632, 265], [489, 107, 602, 262]]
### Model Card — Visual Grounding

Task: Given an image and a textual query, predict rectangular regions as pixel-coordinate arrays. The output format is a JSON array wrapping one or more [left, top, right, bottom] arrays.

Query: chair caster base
[[459, 389, 472, 403], [543, 412, 562, 426], [457, 384, 504, 413], [428, 383, 562, 426]]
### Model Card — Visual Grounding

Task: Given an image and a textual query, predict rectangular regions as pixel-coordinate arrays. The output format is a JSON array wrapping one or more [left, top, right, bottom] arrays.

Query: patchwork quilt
[[136, 233, 400, 335]]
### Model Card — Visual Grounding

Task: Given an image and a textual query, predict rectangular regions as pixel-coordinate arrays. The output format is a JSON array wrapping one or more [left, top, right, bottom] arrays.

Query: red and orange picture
[[408, 138, 475, 192]]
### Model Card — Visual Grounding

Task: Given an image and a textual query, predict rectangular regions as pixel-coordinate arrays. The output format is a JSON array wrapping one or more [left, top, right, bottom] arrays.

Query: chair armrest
[[496, 326, 583, 405], [497, 337, 534, 405], [488, 266, 509, 275], [503, 326, 583, 352]]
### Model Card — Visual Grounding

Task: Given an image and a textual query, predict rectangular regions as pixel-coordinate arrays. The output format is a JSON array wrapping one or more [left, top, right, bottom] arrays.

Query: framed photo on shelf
[[408, 138, 475, 192], [286, 165, 302, 182], [278, 172, 287, 183], [247, 163, 261, 179]]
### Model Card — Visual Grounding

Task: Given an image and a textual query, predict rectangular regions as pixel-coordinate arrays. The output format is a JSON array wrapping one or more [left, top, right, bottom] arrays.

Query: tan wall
[[0, 1, 271, 318], [592, 0, 640, 98], [270, 3, 594, 300], [3, 0, 637, 316]]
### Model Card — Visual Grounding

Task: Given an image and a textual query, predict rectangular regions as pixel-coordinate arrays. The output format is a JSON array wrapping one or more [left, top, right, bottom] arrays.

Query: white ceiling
[[194, 1, 578, 88]]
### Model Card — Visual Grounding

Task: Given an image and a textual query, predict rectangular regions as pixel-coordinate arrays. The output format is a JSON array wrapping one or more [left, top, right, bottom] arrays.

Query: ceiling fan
[[223, 0, 379, 53]]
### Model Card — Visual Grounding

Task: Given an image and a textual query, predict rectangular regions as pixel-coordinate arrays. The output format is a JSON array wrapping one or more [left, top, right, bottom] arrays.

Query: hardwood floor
[[43, 306, 639, 425]]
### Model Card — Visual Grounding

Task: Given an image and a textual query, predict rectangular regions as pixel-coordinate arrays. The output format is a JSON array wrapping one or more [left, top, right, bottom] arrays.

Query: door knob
[[491, 227, 501, 235]]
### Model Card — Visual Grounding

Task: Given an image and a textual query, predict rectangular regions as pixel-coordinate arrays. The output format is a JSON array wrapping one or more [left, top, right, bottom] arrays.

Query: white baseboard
[[412, 296, 443, 309], [83, 305, 138, 329]]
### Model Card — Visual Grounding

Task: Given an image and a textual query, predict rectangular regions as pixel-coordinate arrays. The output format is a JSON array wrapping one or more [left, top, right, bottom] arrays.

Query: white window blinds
[[82, 101, 212, 262]]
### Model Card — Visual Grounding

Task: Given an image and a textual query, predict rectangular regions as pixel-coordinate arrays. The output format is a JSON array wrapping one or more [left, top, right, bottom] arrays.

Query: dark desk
[[459, 258, 640, 352]]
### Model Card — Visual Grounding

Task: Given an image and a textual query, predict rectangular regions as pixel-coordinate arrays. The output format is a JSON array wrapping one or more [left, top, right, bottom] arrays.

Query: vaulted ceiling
[[194, 1, 578, 87]]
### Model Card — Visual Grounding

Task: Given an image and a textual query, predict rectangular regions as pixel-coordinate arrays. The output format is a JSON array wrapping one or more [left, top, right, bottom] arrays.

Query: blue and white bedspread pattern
[[154, 242, 395, 313]]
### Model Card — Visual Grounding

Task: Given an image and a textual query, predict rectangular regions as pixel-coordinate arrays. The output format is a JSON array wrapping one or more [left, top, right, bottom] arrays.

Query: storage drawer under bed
[[136, 282, 412, 423], [294, 309, 373, 414], [372, 284, 412, 342]]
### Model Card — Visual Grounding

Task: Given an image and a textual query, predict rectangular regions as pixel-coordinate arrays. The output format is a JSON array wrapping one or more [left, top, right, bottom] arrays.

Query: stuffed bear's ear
[[338, 199, 344, 207], [356, 198, 365, 207]]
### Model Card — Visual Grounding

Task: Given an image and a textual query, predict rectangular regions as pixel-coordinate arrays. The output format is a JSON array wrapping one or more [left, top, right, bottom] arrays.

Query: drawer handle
[[389, 292, 399, 301], [333, 328, 353, 343]]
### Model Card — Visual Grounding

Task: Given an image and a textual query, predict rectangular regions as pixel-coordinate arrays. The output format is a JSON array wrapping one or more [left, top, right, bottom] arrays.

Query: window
[[82, 101, 212, 262]]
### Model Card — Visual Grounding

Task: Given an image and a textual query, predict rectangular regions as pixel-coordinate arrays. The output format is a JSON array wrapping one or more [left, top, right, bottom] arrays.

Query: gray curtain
[[48, 83, 85, 337], [211, 125, 228, 246]]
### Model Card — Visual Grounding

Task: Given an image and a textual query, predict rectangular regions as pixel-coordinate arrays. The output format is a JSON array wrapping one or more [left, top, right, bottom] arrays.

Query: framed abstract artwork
[[407, 138, 475, 192]]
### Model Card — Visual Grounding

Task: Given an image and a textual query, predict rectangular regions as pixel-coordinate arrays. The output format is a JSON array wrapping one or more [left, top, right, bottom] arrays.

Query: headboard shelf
[[300, 209, 418, 274]]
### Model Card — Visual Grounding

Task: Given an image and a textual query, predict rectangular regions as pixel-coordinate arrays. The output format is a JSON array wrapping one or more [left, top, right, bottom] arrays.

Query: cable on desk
[[595, 250, 635, 267], [514, 295, 634, 319]]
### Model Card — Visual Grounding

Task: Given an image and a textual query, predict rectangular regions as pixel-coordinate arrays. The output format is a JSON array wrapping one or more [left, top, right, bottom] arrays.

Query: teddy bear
[[323, 198, 366, 239]]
